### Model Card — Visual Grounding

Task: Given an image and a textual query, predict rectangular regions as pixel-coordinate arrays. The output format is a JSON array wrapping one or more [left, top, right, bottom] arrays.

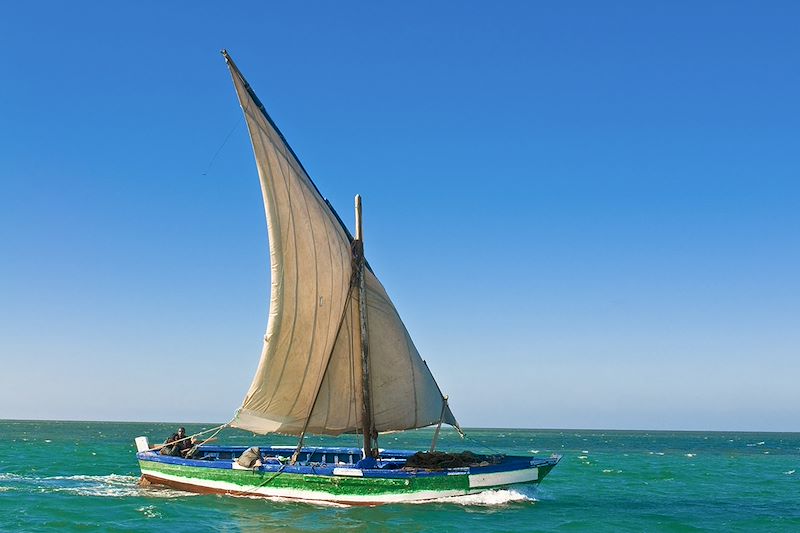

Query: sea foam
[[0, 473, 194, 498], [430, 487, 537, 506]]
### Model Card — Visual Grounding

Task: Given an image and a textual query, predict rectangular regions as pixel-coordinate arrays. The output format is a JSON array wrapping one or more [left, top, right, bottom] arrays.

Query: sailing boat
[[134, 50, 560, 504]]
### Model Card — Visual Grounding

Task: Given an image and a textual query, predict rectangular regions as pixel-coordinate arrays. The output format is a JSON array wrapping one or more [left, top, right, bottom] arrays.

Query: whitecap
[[784, 470, 795, 475], [430, 487, 536, 506], [48, 474, 150, 497], [0, 473, 196, 499], [137, 505, 162, 519], [232, 493, 349, 508], [48, 474, 136, 482], [685, 453, 696, 458]]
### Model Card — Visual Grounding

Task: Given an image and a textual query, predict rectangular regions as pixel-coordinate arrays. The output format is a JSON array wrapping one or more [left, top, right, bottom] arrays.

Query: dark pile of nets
[[404, 451, 498, 470]]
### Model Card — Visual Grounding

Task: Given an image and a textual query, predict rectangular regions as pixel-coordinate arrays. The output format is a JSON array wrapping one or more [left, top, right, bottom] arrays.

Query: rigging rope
[[462, 433, 504, 456], [145, 422, 229, 452], [201, 120, 241, 176]]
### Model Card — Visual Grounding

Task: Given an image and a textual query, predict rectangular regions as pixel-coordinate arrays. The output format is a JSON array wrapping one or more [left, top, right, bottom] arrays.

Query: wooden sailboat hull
[[136, 446, 560, 504]]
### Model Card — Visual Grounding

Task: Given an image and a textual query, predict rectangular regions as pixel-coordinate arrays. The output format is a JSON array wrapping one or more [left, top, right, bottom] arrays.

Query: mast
[[354, 194, 375, 458]]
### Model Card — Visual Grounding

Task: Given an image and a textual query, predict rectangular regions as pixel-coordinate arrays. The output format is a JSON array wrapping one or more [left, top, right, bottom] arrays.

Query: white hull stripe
[[140, 469, 468, 504], [469, 467, 538, 488]]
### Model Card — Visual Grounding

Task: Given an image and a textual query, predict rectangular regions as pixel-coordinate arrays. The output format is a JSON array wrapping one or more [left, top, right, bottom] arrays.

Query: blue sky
[[1, 1, 798, 431]]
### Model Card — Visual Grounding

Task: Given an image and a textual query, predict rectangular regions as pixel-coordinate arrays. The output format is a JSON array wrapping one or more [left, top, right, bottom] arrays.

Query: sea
[[0, 420, 797, 532]]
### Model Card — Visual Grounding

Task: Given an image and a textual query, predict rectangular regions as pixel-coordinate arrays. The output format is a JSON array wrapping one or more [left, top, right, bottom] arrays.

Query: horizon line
[[2, 417, 797, 435]]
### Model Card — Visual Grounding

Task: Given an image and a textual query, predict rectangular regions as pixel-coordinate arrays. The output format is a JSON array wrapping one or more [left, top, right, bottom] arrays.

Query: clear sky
[[1, 1, 798, 432]]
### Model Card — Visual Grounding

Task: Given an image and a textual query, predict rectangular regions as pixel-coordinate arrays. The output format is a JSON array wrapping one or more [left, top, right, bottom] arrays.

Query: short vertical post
[[430, 395, 449, 452], [355, 194, 363, 241]]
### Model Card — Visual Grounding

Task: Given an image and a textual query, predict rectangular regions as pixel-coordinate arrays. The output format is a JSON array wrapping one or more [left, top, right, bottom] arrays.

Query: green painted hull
[[138, 455, 558, 504]]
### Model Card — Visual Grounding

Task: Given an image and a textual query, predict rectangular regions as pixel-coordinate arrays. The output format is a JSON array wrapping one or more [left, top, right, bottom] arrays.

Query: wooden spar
[[430, 396, 448, 452], [355, 194, 375, 458], [355, 194, 363, 241]]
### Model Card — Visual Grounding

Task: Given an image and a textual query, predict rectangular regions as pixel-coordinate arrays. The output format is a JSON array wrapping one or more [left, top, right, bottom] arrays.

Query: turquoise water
[[1, 421, 798, 532]]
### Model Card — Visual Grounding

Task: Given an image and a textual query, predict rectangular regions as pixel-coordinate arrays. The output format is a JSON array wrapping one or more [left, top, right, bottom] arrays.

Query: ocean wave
[[230, 493, 349, 508], [430, 487, 537, 506], [0, 472, 195, 498], [137, 505, 162, 518]]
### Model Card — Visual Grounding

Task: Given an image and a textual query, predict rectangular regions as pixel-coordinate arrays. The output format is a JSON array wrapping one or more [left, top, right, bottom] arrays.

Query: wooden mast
[[354, 194, 375, 458]]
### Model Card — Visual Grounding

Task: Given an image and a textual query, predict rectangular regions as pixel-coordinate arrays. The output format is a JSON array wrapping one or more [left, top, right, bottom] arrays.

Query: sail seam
[[239, 65, 357, 253], [319, 183, 343, 431], [280, 150, 323, 420], [347, 307, 357, 430], [258, 137, 301, 414], [227, 59, 324, 202], [294, 282, 356, 439], [403, 315, 420, 429], [243, 106, 354, 256], [237, 108, 286, 411]]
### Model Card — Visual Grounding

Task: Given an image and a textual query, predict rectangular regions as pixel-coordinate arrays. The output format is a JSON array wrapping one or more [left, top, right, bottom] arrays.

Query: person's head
[[178, 427, 186, 437]]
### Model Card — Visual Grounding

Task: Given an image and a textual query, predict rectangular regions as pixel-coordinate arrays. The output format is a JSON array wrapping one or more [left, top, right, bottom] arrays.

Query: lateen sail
[[224, 53, 457, 436]]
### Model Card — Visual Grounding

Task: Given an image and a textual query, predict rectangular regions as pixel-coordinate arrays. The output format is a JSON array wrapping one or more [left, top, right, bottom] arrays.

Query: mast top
[[355, 194, 363, 242]]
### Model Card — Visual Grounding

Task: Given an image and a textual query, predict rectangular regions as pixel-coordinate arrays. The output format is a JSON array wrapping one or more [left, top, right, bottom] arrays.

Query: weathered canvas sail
[[223, 52, 457, 436], [364, 270, 457, 432]]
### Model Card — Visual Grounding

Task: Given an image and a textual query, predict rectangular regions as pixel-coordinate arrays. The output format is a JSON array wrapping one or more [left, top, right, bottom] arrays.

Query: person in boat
[[161, 427, 202, 457]]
